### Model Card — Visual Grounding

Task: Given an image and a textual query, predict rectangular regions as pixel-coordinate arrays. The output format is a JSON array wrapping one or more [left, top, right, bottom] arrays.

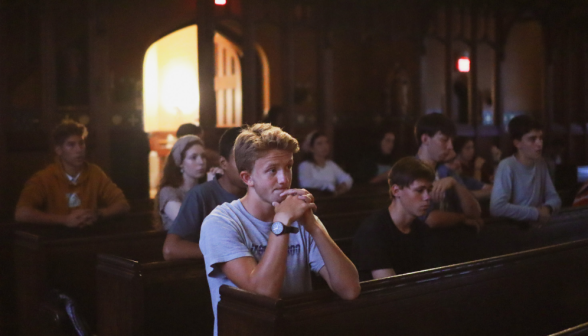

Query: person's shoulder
[[206, 199, 241, 218], [26, 163, 61, 184], [201, 200, 242, 230], [496, 156, 516, 171], [298, 160, 312, 168], [86, 162, 107, 174], [189, 180, 217, 195], [357, 209, 390, 234], [159, 185, 180, 198]]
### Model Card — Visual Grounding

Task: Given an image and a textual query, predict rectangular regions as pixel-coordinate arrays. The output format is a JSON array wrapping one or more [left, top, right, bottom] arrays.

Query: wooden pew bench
[[96, 255, 212, 336], [218, 238, 588, 336], [13, 214, 160, 336], [314, 187, 389, 216], [0, 222, 19, 336], [550, 322, 588, 336], [92, 206, 588, 336]]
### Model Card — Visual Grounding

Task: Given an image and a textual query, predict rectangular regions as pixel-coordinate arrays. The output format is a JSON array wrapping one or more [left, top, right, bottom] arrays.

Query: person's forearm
[[454, 184, 481, 218], [307, 222, 360, 300], [425, 210, 466, 228], [489, 198, 540, 221], [163, 234, 203, 260], [98, 202, 130, 219], [15, 207, 66, 225], [244, 233, 290, 298], [472, 188, 492, 201]]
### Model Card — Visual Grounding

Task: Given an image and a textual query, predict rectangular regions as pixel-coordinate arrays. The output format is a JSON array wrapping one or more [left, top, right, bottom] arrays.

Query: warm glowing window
[[214, 34, 242, 127], [143, 25, 200, 132]]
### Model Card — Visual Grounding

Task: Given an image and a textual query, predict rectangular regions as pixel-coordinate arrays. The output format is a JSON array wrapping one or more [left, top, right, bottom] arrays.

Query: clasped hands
[[272, 189, 318, 232], [64, 209, 101, 228]]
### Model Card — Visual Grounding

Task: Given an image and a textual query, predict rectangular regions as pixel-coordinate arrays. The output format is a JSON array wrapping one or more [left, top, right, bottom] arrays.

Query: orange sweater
[[16, 161, 129, 215]]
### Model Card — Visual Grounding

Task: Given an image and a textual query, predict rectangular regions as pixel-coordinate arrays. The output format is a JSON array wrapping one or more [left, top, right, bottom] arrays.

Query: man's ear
[[218, 156, 228, 170], [55, 145, 62, 157], [421, 134, 430, 146], [240, 170, 254, 187], [513, 139, 521, 150], [391, 184, 403, 198]]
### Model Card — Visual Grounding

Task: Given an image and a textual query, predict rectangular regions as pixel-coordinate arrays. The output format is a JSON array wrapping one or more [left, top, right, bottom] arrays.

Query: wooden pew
[[13, 214, 161, 336], [550, 322, 588, 336], [218, 238, 588, 336], [92, 206, 588, 336], [0, 222, 18, 336], [92, 209, 373, 336], [96, 255, 212, 336], [314, 185, 389, 216]]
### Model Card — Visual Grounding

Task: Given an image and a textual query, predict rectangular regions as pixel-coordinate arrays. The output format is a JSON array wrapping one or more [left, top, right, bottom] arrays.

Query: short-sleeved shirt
[[352, 208, 428, 281], [158, 186, 188, 231], [16, 161, 128, 215], [168, 176, 238, 241], [199, 199, 325, 336]]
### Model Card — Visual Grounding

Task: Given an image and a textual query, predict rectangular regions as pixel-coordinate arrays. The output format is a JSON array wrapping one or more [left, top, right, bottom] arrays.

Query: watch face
[[271, 222, 283, 235]]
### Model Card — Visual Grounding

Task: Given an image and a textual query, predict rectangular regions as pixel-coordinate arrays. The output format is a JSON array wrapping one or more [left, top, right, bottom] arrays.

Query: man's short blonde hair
[[234, 123, 299, 173]]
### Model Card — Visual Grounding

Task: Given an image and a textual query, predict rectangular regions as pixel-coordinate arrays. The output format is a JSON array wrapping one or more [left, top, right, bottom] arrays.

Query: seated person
[[353, 157, 434, 281], [155, 135, 206, 231], [298, 131, 353, 195], [176, 123, 220, 173], [14, 120, 129, 227], [445, 150, 492, 201], [199, 123, 360, 336], [356, 130, 397, 184], [415, 113, 483, 229], [490, 115, 561, 222], [453, 136, 494, 183], [163, 127, 246, 260]]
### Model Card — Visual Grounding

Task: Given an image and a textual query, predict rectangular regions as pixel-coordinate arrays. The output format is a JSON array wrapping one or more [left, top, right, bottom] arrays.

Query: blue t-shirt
[[168, 176, 238, 242], [200, 199, 325, 336]]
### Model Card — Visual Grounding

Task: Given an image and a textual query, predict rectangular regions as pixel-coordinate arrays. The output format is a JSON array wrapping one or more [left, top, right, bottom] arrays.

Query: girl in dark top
[[453, 136, 493, 184], [356, 131, 397, 184]]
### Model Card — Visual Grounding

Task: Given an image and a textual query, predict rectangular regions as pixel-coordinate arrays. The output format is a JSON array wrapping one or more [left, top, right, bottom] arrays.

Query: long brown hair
[[153, 137, 204, 230]]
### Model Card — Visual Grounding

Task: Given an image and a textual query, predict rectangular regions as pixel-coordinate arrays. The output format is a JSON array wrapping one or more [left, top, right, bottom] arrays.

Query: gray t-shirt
[[158, 186, 188, 231], [199, 199, 325, 336], [168, 176, 238, 241], [490, 155, 561, 221]]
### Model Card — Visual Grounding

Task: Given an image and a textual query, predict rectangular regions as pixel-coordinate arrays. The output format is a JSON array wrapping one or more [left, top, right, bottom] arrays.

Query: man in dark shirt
[[162, 127, 246, 260], [352, 157, 435, 281]]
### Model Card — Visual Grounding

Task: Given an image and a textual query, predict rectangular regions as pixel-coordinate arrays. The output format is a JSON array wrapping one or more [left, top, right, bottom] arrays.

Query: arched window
[[214, 34, 242, 127]]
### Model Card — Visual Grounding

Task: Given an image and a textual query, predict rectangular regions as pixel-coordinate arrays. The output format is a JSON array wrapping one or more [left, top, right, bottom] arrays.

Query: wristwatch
[[271, 222, 299, 235]]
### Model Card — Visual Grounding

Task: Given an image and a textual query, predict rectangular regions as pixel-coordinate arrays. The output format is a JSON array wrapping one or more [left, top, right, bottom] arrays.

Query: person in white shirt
[[298, 131, 353, 195]]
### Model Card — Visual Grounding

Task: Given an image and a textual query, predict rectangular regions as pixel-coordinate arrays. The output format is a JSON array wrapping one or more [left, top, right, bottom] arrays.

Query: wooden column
[[281, 0, 295, 133], [469, 7, 479, 127], [241, 0, 258, 125], [565, 29, 574, 164], [493, 7, 506, 152], [544, 23, 555, 137], [197, 0, 217, 130], [88, 0, 111, 172], [40, 0, 57, 130], [317, 0, 334, 139], [0, 5, 8, 220], [583, 28, 588, 164], [444, 5, 453, 118]]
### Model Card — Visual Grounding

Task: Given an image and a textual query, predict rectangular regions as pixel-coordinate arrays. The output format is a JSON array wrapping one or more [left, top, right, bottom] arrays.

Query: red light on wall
[[215, 0, 227, 5], [457, 57, 470, 72]]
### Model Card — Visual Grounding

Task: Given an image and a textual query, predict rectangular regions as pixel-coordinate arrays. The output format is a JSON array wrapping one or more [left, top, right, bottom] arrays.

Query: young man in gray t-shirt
[[490, 115, 561, 222], [200, 124, 360, 336]]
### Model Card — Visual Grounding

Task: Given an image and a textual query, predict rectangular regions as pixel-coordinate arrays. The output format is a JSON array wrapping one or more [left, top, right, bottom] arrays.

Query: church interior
[[2, 0, 588, 335]]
